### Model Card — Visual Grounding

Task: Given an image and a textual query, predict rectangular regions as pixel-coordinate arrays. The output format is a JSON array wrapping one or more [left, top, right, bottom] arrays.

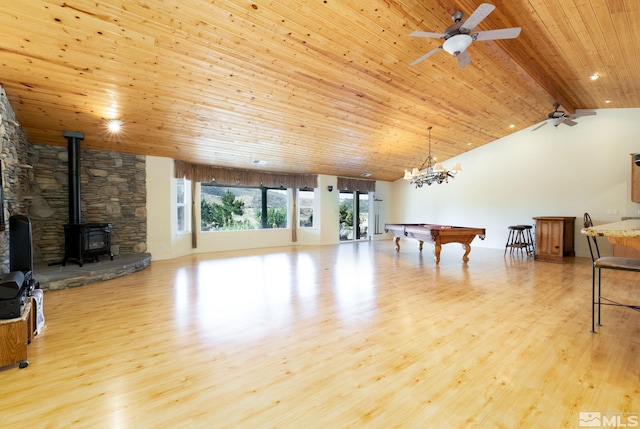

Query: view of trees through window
[[176, 177, 190, 232], [298, 189, 314, 228], [200, 185, 288, 231], [339, 191, 369, 241]]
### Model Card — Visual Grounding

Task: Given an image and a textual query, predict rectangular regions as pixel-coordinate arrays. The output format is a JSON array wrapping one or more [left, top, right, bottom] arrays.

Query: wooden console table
[[0, 301, 32, 369], [532, 216, 576, 263]]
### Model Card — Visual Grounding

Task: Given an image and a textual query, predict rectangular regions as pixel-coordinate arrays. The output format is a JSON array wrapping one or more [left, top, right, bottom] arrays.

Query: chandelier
[[404, 126, 462, 188]]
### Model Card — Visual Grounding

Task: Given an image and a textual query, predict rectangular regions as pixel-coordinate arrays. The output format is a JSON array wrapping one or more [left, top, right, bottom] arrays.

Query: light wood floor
[[1, 241, 639, 428]]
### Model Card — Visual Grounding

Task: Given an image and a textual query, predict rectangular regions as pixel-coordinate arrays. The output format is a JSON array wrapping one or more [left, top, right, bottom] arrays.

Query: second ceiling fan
[[409, 3, 521, 68], [532, 103, 597, 131]]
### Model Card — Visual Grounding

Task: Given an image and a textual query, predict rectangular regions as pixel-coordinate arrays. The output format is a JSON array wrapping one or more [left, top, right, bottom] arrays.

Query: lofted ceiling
[[0, 0, 638, 182]]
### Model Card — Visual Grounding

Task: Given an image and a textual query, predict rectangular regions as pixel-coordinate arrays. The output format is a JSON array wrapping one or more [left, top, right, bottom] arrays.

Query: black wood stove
[[61, 131, 114, 267], [63, 223, 113, 267]]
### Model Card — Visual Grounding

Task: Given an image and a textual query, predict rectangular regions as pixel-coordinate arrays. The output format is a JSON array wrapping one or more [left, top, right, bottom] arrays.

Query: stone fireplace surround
[[1, 85, 148, 288]]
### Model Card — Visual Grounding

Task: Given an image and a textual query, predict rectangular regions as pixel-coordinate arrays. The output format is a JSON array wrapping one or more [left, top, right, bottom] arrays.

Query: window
[[200, 185, 288, 231], [176, 177, 191, 232], [298, 189, 314, 228]]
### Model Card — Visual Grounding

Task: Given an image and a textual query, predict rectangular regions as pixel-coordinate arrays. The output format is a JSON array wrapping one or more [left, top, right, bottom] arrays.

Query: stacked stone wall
[[0, 86, 33, 271], [0, 84, 147, 266], [28, 145, 147, 264]]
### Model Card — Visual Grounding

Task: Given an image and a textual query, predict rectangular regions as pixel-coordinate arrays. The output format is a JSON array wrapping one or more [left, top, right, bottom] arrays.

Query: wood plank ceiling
[[1, 0, 638, 182]]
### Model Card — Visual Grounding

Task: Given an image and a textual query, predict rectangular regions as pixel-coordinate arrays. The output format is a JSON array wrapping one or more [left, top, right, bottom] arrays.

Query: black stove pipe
[[63, 130, 84, 225]]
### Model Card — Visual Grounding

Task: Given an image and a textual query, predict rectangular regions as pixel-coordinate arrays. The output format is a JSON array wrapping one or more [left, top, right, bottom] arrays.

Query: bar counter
[[581, 218, 640, 250]]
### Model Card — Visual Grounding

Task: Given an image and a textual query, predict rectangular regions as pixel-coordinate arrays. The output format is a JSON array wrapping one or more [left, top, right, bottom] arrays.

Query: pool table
[[384, 223, 486, 264]]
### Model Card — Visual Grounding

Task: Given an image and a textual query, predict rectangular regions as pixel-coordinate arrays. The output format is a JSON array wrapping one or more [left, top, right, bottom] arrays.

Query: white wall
[[372, 180, 393, 238], [390, 108, 640, 257], [147, 160, 392, 260], [146, 156, 193, 260]]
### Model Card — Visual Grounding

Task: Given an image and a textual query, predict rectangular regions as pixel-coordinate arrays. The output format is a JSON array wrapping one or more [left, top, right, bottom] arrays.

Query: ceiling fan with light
[[409, 3, 521, 68], [531, 103, 597, 131]]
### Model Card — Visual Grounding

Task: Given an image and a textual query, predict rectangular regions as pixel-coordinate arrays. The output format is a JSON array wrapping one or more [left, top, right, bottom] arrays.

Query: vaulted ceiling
[[1, 1, 638, 182]]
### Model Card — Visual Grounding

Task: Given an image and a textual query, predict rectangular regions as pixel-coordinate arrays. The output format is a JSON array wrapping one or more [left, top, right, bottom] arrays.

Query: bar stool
[[504, 225, 529, 255], [517, 224, 535, 255]]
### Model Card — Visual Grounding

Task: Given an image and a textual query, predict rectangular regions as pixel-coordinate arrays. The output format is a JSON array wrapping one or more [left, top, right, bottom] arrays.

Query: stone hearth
[[33, 253, 151, 291]]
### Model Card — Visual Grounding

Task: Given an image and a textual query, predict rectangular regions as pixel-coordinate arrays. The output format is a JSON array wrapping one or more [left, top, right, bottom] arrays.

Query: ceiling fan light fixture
[[442, 34, 473, 55], [548, 117, 564, 127]]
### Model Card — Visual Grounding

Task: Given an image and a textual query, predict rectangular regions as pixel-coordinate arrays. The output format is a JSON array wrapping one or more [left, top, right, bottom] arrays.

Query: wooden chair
[[583, 213, 640, 333]]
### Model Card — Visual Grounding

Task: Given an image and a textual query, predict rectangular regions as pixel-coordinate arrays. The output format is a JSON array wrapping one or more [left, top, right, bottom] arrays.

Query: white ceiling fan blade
[[410, 46, 442, 66], [563, 118, 578, 126], [531, 122, 547, 131], [459, 3, 495, 33], [474, 27, 522, 41], [410, 30, 446, 39], [456, 50, 471, 67]]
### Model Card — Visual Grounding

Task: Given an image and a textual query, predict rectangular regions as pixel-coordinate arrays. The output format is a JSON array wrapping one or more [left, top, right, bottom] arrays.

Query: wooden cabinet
[[0, 301, 32, 369], [533, 216, 576, 263], [612, 216, 640, 257], [613, 244, 640, 258], [632, 154, 640, 202]]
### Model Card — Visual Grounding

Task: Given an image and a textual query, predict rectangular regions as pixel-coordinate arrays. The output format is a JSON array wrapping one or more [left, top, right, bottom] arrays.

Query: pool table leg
[[462, 243, 471, 263], [434, 243, 441, 264], [418, 240, 424, 252], [393, 237, 401, 252]]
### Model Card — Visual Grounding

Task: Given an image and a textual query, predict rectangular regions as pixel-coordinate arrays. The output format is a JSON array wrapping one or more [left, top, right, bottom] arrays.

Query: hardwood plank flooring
[[1, 241, 639, 428]]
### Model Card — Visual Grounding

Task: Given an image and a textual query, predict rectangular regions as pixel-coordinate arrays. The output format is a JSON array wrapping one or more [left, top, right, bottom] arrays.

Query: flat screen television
[[9, 214, 33, 281]]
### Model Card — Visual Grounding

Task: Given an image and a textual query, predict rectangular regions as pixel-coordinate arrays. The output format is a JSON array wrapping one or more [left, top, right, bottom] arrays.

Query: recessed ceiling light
[[107, 119, 122, 133], [509, 124, 515, 128], [251, 160, 267, 165], [361, 173, 372, 177], [590, 73, 600, 81], [605, 99, 612, 104]]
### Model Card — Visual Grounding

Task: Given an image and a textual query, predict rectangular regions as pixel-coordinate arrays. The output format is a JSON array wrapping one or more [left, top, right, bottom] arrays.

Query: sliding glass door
[[339, 191, 369, 241]]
